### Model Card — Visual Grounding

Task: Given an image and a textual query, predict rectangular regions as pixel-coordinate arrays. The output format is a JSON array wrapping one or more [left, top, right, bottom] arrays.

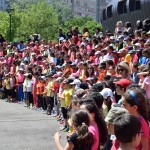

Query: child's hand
[[54, 132, 61, 141]]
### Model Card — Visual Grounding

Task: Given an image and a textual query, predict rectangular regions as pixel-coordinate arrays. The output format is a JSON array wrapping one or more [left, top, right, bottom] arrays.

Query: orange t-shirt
[[36, 82, 44, 95], [98, 70, 107, 81]]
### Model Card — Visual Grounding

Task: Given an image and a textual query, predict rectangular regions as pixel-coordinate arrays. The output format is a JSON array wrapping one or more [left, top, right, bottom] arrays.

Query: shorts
[[6, 89, 11, 97], [61, 107, 68, 119]]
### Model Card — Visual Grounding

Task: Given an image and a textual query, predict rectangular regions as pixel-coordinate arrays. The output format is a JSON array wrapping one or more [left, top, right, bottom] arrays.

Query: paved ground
[[0, 99, 66, 150]]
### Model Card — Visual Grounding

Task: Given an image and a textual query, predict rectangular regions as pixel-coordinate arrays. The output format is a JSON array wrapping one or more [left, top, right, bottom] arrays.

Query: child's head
[[132, 62, 139, 72], [122, 88, 149, 122], [114, 114, 142, 148], [114, 78, 131, 95], [88, 92, 104, 110], [105, 107, 128, 135], [71, 109, 93, 150], [79, 99, 108, 145], [28, 74, 32, 80]]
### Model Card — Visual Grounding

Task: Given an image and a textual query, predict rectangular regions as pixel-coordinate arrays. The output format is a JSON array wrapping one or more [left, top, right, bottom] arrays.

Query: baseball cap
[[118, 35, 124, 39], [63, 78, 74, 84], [52, 74, 60, 78], [71, 62, 77, 66], [95, 51, 101, 55], [55, 77, 63, 82], [128, 50, 136, 54], [124, 37, 131, 41], [70, 79, 81, 86], [146, 31, 150, 35], [105, 107, 128, 124], [70, 73, 79, 78], [114, 79, 131, 89], [40, 76, 46, 81], [117, 48, 126, 53], [100, 88, 114, 100], [114, 39, 119, 43], [134, 43, 141, 47]]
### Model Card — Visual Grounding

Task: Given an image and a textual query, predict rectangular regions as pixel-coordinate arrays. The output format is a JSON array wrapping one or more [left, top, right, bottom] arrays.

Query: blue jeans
[[18, 85, 24, 101]]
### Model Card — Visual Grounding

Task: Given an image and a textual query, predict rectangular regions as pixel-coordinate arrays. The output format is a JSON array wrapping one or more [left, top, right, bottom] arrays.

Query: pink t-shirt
[[17, 74, 24, 83], [88, 123, 100, 150], [136, 116, 150, 150], [144, 76, 150, 99]]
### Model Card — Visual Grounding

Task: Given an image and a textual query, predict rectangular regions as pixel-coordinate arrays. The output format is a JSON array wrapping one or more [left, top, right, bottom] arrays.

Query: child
[[105, 107, 128, 150], [132, 62, 140, 84], [26, 74, 33, 108], [143, 62, 150, 99], [114, 114, 142, 150], [54, 109, 93, 150], [122, 88, 150, 150], [79, 99, 108, 150], [3, 74, 11, 102]]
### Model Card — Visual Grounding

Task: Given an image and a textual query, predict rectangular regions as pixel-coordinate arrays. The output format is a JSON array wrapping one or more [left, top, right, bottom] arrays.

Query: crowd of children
[[0, 19, 150, 150]]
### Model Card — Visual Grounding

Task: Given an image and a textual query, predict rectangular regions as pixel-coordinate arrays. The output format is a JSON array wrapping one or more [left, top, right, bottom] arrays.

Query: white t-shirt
[[26, 80, 33, 92]]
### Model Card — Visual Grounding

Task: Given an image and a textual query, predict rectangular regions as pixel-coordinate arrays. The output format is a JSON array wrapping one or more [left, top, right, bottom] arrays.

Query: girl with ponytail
[[54, 109, 93, 150], [79, 98, 108, 149]]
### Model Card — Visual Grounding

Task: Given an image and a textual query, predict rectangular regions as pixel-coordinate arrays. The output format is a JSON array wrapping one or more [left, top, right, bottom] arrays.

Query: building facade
[[0, 0, 111, 22], [64, 0, 111, 21], [0, 0, 9, 10]]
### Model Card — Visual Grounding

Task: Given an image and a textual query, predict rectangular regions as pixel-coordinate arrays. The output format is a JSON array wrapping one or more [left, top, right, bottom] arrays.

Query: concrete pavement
[[0, 99, 66, 150]]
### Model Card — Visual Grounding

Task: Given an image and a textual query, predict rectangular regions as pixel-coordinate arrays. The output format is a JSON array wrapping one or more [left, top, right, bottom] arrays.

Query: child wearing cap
[[44, 75, 55, 115], [36, 77, 45, 111], [114, 78, 131, 105], [105, 107, 128, 150], [3, 74, 11, 102]]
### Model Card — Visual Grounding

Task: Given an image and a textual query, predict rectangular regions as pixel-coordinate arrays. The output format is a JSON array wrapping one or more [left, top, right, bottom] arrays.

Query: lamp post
[[7, 6, 14, 42]]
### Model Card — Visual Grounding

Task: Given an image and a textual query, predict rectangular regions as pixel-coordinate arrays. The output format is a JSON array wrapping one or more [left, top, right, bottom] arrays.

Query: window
[[117, 0, 127, 14], [103, 9, 106, 21], [129, 0, 141, 11], [107, 5, 113, 18]]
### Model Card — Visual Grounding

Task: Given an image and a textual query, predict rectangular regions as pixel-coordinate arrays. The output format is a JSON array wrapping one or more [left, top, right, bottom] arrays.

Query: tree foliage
[[0, 0, 102, 41]]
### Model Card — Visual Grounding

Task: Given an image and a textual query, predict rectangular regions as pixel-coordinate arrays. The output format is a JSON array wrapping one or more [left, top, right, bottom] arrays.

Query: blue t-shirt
[[132, 72, 139, 84]]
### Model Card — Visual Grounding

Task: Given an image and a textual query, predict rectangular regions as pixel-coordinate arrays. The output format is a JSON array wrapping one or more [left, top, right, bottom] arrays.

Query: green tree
[[50, 0, 74, 26], [14, 0, 59, 41], [0, 11, 9, 40], [63, 16, 102, 36]]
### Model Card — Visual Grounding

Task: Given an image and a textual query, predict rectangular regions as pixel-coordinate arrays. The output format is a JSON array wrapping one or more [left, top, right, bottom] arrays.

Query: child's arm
[[137, 72, 148, 80]]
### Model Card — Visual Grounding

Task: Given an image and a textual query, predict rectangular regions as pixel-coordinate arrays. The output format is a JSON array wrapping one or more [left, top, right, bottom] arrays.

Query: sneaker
[[57, 118, 62, 121], [41, 109, 44, 113], [68, 128, 73, 133], [63, 127, 69, 132], [23, 104, 28, 107], [47, 112, 51, 115], [59, 121, 64, 124], [42, 111, 47, 114], [59, 126, 67, 131]]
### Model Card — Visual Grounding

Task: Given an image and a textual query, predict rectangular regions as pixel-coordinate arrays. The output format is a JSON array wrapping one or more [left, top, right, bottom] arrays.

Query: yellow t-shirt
[[3, 79, 11, 90], [125, 54, 132, 63], [62, 88, 73, 107], [46, 81, 54, 97]]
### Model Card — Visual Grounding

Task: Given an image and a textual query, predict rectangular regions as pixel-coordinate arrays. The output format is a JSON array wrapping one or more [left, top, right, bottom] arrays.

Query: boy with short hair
[[114, 114, 142, 150]]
